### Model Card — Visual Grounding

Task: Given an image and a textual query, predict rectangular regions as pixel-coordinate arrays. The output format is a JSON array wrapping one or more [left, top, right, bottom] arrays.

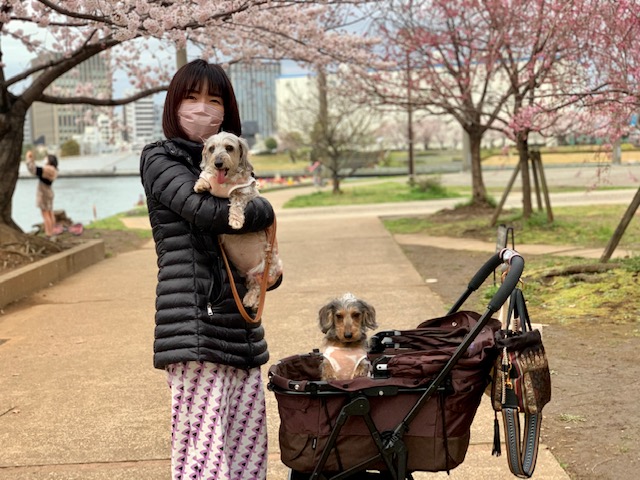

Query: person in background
[[139, 59, 281, 480], [25, 150, 58, 238]]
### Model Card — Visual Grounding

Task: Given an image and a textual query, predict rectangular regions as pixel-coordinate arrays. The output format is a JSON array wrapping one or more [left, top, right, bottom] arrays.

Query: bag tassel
[[492, 411, 502, 456]]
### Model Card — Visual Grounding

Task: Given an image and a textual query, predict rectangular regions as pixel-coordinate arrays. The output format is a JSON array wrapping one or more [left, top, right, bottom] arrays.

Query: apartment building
[[29, 53, 112, 148]]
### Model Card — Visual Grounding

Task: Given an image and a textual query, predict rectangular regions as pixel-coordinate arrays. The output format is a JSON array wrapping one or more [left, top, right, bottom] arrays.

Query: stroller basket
[[268, 249, 524, 479]]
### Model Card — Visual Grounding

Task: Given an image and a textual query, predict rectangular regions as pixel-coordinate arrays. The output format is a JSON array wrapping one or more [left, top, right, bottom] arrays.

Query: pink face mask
[[177, 102, 224, 142]]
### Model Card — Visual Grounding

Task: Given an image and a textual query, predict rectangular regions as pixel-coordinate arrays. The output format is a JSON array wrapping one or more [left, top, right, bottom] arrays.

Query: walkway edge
[[0, 239, 105, 309]]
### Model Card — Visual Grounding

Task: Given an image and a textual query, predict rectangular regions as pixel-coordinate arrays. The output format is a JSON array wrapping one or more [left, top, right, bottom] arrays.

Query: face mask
[[177, 102, 224, 142]]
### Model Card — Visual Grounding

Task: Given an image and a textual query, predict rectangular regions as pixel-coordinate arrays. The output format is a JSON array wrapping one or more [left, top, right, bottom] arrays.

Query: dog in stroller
[[269, 249, 526, 480], [318, 293, 377, 381]]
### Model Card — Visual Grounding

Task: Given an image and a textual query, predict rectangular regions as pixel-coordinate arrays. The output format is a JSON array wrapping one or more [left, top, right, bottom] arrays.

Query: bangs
[[187, 76, 223, 98]]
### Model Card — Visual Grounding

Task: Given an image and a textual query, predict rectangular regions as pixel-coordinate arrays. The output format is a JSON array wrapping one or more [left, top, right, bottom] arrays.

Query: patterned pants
[[166, 361, 268, 480]]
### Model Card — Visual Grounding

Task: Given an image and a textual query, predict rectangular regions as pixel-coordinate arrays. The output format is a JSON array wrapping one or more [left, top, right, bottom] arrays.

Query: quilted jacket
[[140, 137, 276, 370]]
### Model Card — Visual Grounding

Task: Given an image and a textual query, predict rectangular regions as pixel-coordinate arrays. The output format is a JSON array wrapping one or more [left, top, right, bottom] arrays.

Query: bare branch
[[38, 86, 168, 106]]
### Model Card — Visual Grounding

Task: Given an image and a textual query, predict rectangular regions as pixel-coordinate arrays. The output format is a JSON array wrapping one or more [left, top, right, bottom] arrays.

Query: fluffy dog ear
[[359, 300, 377, 330], [318, 303, 335, 334], [238, 136, 253, 172], [200, 142, 210, 169]]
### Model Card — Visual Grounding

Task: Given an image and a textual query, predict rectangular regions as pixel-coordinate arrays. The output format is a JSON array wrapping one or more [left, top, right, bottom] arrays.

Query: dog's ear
[[200, 142, 210, 169], [359, 299, 377, 330], [238, 136, 253, 172], [318, 302, 336, 334]]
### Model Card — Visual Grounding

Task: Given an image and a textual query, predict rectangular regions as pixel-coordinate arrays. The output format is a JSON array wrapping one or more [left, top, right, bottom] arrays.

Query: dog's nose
[[214, 159, 224, 169], [344, 332, 352, 339]]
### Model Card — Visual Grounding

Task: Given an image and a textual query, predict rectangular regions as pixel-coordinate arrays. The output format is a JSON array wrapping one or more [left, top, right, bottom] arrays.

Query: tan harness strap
[[218, 217, 277, 324]]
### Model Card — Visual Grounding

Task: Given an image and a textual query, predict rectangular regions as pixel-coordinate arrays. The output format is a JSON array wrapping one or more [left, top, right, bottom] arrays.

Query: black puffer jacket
[[140, 138, 276, 370]]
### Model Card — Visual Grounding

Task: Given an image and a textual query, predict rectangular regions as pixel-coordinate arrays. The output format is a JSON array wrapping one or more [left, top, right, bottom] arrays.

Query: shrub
[[60, 139, 80, 157]]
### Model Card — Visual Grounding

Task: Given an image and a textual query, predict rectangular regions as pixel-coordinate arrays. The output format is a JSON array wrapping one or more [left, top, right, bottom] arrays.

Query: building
[[123, 94, 157, 147], [23, 109, 33, 145], [227, 62, 281, 146], [29, 53, 112, 149]]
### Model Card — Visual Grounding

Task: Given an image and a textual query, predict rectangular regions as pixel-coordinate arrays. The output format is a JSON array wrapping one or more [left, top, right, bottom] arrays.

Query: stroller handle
[[488, 249, 524, 312], [449, 248, 524, 315]]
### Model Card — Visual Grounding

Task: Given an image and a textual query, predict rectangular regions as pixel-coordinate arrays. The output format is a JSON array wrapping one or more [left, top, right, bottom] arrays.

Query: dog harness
[[323, 346, 368, 380], [198, 171, 257, 198]]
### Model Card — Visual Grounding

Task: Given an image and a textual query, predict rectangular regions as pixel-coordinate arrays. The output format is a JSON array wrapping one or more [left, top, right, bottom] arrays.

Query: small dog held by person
[[194, 131, 283, 310], [318, 293, 378, 381]]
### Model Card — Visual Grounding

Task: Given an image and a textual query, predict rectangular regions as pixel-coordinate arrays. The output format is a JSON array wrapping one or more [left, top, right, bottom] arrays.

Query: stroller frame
[[270, 249, 524, 480]]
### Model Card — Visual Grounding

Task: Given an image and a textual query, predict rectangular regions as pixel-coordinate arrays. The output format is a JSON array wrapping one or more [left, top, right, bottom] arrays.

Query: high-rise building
[[227, 62, 281, 144], [23, 109, 33, 145], [123, 94, 157, 147], [30, 53, 112, 148]]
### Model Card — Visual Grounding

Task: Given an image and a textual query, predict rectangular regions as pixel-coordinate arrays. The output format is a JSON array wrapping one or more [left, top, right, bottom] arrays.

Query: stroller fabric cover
[[269, 311, 501, 474]]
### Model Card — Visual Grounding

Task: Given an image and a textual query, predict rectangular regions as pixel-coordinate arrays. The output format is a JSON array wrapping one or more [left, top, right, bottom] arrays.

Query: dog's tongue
[[216, 170, 227, 184]]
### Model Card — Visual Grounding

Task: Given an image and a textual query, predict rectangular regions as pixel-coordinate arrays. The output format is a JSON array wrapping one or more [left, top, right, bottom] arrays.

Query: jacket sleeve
[[140, 144, 274, 234]]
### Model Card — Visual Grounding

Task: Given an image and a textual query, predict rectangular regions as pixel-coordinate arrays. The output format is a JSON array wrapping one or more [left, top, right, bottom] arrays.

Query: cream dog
[[194, 132, 283, 309]]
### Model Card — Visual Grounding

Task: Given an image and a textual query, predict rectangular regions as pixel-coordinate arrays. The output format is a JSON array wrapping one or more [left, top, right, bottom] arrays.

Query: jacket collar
[[167, 137, 203, 168]]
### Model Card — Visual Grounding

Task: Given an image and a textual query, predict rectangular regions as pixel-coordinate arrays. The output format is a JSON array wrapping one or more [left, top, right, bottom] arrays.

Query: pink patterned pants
[[166, 361, 268, 480]]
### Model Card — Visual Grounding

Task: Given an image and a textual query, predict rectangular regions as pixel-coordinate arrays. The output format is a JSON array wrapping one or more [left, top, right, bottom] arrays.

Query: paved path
[[4, 167, 636, 479]]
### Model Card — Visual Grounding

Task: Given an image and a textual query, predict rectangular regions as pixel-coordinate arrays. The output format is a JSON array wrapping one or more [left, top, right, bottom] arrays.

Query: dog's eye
[[208, 146, 215, 153], [225, 145, 234, 153], [352, 312, 361, 319], [336, 313, 344, 321]]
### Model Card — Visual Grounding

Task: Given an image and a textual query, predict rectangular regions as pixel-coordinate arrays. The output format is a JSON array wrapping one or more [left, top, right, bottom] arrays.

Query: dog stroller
[[268, 249, 525, 480]]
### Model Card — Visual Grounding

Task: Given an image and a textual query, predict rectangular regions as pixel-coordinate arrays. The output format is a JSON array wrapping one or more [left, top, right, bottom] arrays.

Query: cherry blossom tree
[[483, 0, 640, 218], [0, 0, 377, 233], [351, 0, 640, 215], [351, 0, 513, 206]]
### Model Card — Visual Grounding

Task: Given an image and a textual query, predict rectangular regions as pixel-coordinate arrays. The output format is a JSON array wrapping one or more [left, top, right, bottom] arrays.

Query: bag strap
[[218, 217, 277, 324], [501, 287, 540, 478], [502, 408, 543, 478], [514, 288, 533, 331]]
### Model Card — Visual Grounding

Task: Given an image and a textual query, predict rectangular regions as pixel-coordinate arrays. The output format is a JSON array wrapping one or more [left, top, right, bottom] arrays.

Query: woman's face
[[182, 86, 224, 116], [177, 84, 226, 142]]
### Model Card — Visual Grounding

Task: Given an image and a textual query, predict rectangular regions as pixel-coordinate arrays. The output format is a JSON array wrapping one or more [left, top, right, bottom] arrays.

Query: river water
[[12, 151, 146, 231], [13, 175, 145, 231]]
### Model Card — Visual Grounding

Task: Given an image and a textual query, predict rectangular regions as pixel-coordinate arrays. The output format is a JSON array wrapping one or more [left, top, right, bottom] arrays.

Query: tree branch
[[38, 86, 168, 106]]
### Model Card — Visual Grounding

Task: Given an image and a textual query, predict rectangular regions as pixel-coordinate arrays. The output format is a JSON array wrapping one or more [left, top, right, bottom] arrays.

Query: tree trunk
[[467, 130, 487, 205], [332, 170, 341, 194], [0, 110, 27, 231], [515, 136, 533, 218]]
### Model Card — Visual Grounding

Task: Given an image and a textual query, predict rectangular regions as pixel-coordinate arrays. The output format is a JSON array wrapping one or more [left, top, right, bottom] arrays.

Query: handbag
[[491, 287, 551, 478]]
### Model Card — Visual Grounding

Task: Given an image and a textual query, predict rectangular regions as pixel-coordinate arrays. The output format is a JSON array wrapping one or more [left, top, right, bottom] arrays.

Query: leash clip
[[505, 363, 513, 389]]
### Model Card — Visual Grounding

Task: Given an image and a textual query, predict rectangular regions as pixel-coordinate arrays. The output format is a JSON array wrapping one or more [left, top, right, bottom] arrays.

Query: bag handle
[[219, 217, 278, 324], [504, 287, 532, 333]]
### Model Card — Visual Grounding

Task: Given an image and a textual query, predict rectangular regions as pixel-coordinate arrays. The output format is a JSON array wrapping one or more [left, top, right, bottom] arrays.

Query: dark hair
[[162, 59, 242, 140], [46, 154, 58, 169]]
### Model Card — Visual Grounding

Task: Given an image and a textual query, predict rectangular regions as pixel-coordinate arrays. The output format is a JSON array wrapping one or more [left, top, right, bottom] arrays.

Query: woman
[[25, 151, 58, 237], [140, 59, 280, 480]]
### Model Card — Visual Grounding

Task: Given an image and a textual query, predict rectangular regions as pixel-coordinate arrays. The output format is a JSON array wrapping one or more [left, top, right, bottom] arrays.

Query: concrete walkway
[[4, 173, 632, 479]]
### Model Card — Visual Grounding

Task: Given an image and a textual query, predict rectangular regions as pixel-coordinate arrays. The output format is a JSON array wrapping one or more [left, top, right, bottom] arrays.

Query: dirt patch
[[400, 243, 640, 480], [0, 225, 148, 276]]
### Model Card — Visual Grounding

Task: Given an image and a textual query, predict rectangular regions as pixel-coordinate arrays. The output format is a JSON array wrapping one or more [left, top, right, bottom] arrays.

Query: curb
[[0, 239, 105, 310]]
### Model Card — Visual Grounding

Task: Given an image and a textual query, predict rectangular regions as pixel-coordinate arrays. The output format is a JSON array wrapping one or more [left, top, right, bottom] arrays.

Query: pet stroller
[[268, 249, 525, 480]]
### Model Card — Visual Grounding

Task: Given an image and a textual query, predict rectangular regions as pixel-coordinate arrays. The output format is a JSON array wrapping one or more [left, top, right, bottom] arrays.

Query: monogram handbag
[[491, 287, 551, 478]]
